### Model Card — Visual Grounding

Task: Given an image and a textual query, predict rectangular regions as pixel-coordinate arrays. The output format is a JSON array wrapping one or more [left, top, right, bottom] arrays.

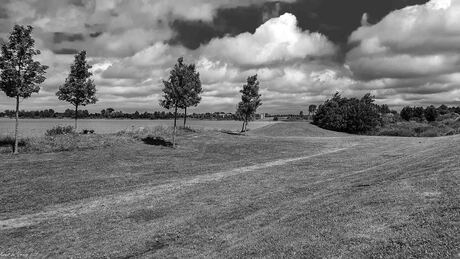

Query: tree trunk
[[241, 120, 245, 133], [173, 106, 177, 148], [74, 104, 78, 131], [183, 107, 187, 128], [13, 96, 20, 154]]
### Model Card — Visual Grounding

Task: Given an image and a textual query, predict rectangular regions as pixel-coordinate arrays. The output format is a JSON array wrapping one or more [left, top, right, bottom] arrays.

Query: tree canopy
[[236, 75, 262, 132], [0, 24, 48, 153], [313, 93, 382, 133], [160, 57, 201, 146], [0, 25, 48, 98], [56, 50, 97, 129]]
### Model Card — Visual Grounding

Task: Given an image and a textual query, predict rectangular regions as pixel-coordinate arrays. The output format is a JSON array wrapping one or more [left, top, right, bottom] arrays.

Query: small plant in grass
[[80, 129, 95, 135], [141, 135, 173, 147], [45, 125, 74, 136]]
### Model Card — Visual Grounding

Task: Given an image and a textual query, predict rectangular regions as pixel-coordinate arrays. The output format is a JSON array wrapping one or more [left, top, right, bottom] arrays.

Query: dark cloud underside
[[53, 32, 85, 44], [53, 48, 80, 55], [170, 0, 430, 50]]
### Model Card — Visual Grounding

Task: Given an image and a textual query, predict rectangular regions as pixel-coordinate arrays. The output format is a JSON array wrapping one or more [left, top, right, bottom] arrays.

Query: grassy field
[[0, 122, 459, 258]]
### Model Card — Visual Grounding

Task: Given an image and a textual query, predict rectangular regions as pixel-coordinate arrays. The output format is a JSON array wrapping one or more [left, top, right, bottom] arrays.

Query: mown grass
[[0, 123, 458, 258]]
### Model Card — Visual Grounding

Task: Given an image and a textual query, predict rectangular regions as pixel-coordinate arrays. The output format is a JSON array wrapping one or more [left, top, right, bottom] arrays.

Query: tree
[[308, 104, 317, 117], [173, 58, 202, 128], [413, 106, 425, 122], [379, 104, 391, 114], [424, 105, 438, 122], [236, 75, 262, 132], [160, 57, 194, 147], [299, 111, 304, 118], [438, 104, 449, 115], [400, 106, 414, 121], [56, 50, 97, 130], [0, 25, 48, 154]]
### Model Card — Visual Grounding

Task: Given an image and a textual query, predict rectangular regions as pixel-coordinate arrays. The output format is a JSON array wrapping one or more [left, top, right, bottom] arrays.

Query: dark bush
[[424, 105, 438, 122], [273, 116, 279, 121], [413, 106, 425, 122], [141, 135, 173, 147], [0, 136, 28, 152], [45, 125, 74, 136], [400, 106, 413, 121], [313, 93, 382, 134], [80, 129, 95, 134]]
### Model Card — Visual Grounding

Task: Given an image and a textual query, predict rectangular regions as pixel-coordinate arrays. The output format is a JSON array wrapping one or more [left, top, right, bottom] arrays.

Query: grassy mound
[[250, 122, 348, 137]]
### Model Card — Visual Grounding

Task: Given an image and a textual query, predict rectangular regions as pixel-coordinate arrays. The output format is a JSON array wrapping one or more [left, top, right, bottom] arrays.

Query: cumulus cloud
[[347, 0, 460, 80], [201, 13, 337, 67], [2, 0, 459, 112], [345, 0, 460, 106]]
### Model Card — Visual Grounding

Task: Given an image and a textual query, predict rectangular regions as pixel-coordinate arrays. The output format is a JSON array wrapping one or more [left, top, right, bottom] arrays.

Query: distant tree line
[[400, 105, 460, 122], [0, 109, 244, 121], [312, 92, 460, 134]]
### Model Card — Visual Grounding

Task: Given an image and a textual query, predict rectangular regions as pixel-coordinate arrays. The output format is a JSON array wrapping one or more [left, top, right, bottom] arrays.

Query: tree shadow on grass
[[141, 136, 173, 147]]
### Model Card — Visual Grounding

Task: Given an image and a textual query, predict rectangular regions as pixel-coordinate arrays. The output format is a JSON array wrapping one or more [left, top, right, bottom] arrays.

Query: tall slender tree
[[161, 57, 200, 147], [177, 61, 202, 128], [308, 104, 317, 117], [0, 25, 48, 154], [236, 75, 262, 132], [57, 50, 97, 130]]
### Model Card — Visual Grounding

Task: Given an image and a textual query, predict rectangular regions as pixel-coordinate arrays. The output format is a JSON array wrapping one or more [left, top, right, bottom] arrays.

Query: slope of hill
[[0, 123, 458, 258], [250, 121, 348, 137]]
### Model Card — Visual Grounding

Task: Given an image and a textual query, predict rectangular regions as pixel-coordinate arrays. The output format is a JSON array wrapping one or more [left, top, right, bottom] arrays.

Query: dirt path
[[0, 147, 348, 231]]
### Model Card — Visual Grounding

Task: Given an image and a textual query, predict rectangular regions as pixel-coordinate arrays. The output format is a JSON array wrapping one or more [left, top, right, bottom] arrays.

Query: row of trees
[[0, 109, 245, 121], [1, 24, 263, 152], [0, 25, 97, 153], [159, 57, 262, 146]]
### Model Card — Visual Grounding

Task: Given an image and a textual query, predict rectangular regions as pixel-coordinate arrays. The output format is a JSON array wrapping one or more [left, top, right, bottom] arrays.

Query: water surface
[[0, 118, 273, 137]]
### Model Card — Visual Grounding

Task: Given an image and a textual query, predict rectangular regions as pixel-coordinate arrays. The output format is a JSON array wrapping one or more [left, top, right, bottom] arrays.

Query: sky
[[0, 0, 459, 114]]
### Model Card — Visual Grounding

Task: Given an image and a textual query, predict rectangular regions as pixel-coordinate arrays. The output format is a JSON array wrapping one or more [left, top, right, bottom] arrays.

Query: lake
[[0, 118, 274, 137]]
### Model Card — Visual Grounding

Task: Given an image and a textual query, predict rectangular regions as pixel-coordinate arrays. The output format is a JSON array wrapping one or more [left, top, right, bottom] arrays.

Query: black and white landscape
[[0, 0, 459, 258]]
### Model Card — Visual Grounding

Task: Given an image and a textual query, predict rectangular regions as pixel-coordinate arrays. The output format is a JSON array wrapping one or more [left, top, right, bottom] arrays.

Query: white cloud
[[344, 0, 460, 106], [348, 0, 460, 80], [201, 13, 337, 67]]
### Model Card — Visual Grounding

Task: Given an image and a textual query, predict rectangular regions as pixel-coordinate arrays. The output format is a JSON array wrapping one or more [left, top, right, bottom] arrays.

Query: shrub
[[419, 128, 439, 137], [313, 93, 382, 134], [378, 129, 414, 137], [80, 129, 95, 135], [45, 125, 74, 136], [141, 135, 173, 147], [273, 116, 279, 121], [438, 112, 460, 121]]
